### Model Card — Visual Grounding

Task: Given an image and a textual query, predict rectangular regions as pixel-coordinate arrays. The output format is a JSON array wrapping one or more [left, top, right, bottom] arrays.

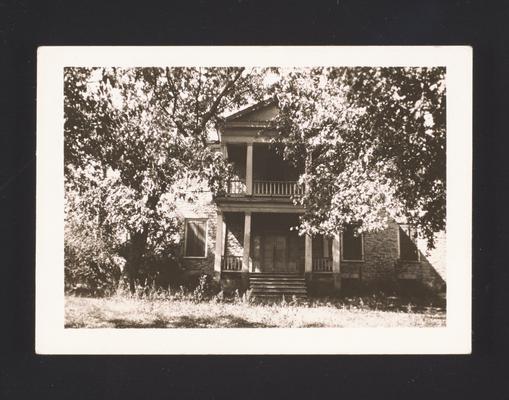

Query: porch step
[[248, 273, 308, 300], [250, 284, 306, 289]]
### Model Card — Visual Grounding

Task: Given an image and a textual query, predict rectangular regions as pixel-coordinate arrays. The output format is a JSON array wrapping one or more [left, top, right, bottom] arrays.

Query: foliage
[[64, 197, 122, 296], [268, 67, 446, 248], [64, 65, 446, 296], [64, 67, 263, 291]]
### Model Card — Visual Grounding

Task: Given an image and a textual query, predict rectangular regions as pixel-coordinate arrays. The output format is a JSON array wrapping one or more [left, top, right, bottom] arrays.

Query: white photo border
[[36, 46, 472, 354]]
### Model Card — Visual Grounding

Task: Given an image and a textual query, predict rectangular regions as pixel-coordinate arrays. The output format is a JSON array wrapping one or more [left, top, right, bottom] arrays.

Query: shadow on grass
[[308, 281, 446, 314], [302, 322, 328, 328], [307, 295, 446, 314], [65, 315, 277, 328], [171, 315, 274, 328], [107, 318, 170, 328]]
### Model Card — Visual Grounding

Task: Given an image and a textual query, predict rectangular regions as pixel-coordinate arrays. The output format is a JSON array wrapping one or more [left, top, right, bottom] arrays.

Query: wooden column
[[246, 142, 253, 195], [332, 233, 341, 291], [242, 211, 251, 272], [221, 144, 228, 158], [213, 211, 224, 281], [305, 234, 312, 276]]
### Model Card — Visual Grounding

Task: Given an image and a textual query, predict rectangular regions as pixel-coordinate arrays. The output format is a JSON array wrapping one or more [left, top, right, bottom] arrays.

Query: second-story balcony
[[224, 179, 304, 197]]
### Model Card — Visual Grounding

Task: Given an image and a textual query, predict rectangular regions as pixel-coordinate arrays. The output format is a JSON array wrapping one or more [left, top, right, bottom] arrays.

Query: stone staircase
[[248, 273, 308, 301]]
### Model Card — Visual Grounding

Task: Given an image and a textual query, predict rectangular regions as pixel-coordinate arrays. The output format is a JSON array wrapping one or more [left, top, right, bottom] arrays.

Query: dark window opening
[[185, 219, 207, 257], [342, 226, 363, 261]]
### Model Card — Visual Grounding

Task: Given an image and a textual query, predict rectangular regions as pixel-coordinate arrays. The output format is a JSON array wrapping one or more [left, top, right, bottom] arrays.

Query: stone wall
[[354, 222, 400, 282], [340, 220, 446, 292], [399, 230, 446, 291]]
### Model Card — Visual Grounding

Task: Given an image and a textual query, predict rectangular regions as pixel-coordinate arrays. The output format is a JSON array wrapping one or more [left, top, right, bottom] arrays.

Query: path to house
[[65, 295, 445, 328]]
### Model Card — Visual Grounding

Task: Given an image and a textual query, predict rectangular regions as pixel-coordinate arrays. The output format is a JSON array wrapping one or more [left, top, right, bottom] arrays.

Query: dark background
[[1, 0, 507, 398]]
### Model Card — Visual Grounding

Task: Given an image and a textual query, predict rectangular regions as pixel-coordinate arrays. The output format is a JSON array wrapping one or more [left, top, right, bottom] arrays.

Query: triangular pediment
[[225, 99, 279, 123]]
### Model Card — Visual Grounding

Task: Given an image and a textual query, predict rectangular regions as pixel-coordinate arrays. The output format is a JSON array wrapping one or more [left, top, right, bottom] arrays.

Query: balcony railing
[[222, 179, 304, 197], [253, 180, 304, 197], [222, 255, 243, 271], [312, 257, 332, 272], [225, 179, 247, 195]]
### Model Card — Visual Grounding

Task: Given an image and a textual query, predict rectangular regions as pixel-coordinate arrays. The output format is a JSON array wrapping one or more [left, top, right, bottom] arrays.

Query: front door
[[262, 234, 287, 272]]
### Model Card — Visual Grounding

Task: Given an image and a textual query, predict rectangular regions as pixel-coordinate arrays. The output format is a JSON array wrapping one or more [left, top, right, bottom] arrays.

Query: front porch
[[213, 211, 342, 292]]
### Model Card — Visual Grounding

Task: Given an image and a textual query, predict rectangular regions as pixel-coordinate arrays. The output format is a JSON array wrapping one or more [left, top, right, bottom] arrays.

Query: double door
[[252, 232, 301, 273]]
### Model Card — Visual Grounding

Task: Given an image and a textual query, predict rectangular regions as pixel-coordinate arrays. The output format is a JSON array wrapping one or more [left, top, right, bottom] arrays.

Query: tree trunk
[[124, 229, 148, 294], [124, 193, 160, 293]]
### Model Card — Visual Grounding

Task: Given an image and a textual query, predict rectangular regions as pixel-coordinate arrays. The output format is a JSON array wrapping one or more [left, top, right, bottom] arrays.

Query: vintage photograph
[[34, 46, 471, 354], [63, 65, 446, 329]]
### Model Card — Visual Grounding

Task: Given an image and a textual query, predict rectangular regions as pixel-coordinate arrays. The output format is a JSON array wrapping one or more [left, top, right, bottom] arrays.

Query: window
[[312, 235, 332, 259], [184, 219, 207, 258], [342, 226, 364, 261], [398, 224, 419, 261]]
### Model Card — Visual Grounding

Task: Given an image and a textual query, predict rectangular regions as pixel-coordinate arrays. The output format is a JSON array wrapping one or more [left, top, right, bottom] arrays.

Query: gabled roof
[[224, 98, 278, 122], [219, 98, 280, 143]]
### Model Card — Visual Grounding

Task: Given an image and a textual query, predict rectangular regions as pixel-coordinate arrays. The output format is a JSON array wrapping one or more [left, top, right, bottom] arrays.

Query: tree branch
[[197, 68, 245, 137], [195, 67, 202, 127]]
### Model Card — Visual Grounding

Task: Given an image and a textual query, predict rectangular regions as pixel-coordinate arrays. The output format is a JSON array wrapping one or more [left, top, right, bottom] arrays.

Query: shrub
[[64, 220, 122, 296], [125, 252, 183, 294], [191, 274, 208, 302]]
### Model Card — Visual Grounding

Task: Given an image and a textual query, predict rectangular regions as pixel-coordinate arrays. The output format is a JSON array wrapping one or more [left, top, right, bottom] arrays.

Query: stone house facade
[[175, 100, 446, 294]]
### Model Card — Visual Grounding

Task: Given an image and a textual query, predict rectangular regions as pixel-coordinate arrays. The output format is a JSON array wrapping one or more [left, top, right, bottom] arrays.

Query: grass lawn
[[65, 295, 446, 328]]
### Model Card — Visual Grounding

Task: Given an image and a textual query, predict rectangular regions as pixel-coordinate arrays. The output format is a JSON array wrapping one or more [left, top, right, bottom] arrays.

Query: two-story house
[[177, 100, 446, 299]]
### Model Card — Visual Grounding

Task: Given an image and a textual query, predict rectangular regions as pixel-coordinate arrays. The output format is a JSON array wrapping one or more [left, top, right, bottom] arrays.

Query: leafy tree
[[65, 65, 446, 297], [64, 67, 262, 292], [64, 175, 123, 296], [268, 67, 446, 248]]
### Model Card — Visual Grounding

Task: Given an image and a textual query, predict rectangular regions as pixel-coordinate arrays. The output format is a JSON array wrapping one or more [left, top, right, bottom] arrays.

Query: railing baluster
[[312, 257, 333, 272], [249, 180, 304, 197], [222, 255, 243, 271]]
